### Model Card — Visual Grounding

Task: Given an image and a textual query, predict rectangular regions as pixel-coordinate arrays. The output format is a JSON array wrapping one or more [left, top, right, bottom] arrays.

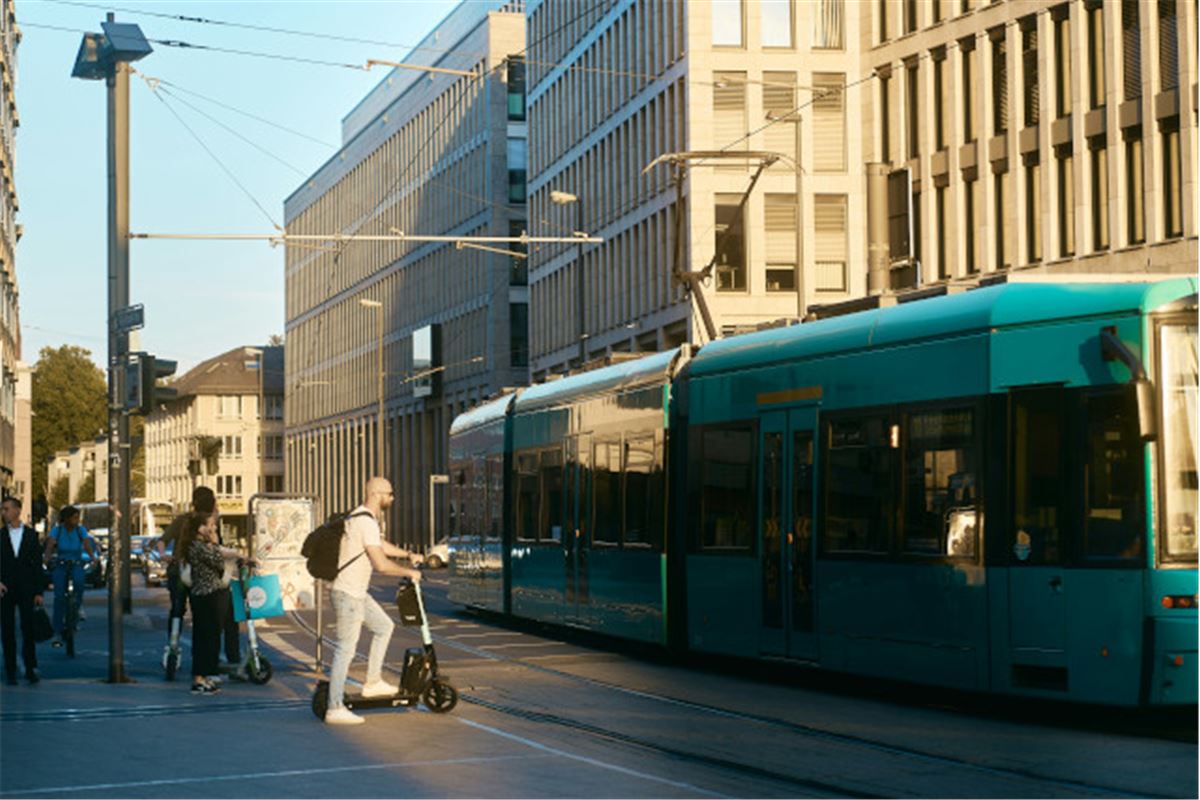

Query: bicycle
[[53, 558, 85, 658]]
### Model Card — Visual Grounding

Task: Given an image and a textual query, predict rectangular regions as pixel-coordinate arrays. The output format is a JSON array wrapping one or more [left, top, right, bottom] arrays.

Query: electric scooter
[[219, 559, 273, 684], [311, 578, 458, 719]]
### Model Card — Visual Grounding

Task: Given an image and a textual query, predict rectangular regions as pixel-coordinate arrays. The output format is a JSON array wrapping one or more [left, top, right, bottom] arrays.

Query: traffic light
[[125, 352, 178, 415]]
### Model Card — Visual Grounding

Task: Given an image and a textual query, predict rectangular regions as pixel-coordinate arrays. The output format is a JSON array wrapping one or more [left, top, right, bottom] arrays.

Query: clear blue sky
[[17, 0, 457, 372]]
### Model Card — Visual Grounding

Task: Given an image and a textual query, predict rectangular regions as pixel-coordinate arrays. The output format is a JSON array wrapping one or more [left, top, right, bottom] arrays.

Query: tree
[[31, 346, 108, 500], [75, 470, 96, 504], [49, 475, 70, 511]]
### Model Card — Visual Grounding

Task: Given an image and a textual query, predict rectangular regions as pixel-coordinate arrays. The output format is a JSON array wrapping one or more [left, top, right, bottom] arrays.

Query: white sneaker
[[360, 680, 399, 698], [324, 706, 364, 725]]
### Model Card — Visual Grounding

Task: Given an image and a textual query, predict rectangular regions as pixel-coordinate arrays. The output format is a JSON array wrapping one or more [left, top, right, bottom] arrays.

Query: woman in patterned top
[[178, 512, 241, 694]]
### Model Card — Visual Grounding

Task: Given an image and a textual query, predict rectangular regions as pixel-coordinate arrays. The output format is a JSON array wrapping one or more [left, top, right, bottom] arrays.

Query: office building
[[1, 1, 23, 499]]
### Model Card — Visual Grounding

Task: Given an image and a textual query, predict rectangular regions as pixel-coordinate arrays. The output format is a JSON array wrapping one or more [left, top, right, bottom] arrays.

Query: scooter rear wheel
[[248, 655, 272, 685], [422, 679, 458, 714], [311, 683, 330, 720], [164, 650, 179, 681]]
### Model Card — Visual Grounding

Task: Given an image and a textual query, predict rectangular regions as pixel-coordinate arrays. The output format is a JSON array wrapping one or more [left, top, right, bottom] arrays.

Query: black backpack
[[301, 510, 372, 581]]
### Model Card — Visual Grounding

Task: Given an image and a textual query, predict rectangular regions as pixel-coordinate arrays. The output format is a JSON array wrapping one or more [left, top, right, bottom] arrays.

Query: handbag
[[32, 605, 54, 642], [179, 562, 193, 588]]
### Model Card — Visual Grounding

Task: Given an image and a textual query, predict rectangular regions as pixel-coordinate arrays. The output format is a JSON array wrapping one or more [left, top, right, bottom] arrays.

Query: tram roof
[[514, 347, 683, 414], [449, 391, 518, 436], [689, 279, 1198, 378]]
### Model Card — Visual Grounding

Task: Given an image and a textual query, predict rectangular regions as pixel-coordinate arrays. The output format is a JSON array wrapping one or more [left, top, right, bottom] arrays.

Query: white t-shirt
[[331, 506, 380, 599]]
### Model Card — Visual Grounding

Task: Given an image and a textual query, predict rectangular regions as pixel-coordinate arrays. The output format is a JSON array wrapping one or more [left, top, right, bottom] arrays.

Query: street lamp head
[[72, 22, 152, 80], [550, 190, 579, 205]]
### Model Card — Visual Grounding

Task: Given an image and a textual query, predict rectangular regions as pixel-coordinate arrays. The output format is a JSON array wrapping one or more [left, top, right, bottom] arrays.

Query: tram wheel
[[422, 679, 458, 714], [311, 683, 330, 720]]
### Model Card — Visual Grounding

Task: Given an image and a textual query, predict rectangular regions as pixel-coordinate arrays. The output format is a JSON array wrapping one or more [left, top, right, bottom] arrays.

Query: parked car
[[130, 535, 158, 569], [82, 547, 107, 589], [425, 540, 449, 570], [143, 547, 168, 587]]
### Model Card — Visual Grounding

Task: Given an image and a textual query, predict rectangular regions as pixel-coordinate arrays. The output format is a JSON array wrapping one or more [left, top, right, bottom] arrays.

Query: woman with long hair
[[178, 512, 240, 694]]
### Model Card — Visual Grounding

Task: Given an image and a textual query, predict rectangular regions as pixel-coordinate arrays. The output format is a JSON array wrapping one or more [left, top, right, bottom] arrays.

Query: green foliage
[[75, 470, 96, 504], [31, 346, 108, 499], [49, 475, 70, 510]]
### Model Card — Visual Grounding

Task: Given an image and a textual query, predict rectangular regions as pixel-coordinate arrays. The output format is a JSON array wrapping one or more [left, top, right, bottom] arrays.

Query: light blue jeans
[[328, 589, 394, 709]]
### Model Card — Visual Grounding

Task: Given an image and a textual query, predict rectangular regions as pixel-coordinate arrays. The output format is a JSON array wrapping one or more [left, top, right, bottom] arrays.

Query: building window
[[216, 475, 243, 497], [713, 72, 747, 160], [764, 194, 797, 292], [1054, 13, 1072, 118], [813, 73, 846, 172], [762, 0, 793, 48], [221, 435, 242, 458], [936, 186, 947, 279], [763, 72, 797, 164], [1022, 22, 1040, 127], [714, 194, 747, 291], [880, 73, 892, 162], [510, 302, 529, 368], [507, 138, 527, 203], [507, 56, 526, 121], [993, 34, 1008, 135], [1122, 0, 1142, 101], [263, 435, 284, 461], [962, 42, 976, 141], [906, 62, 920, 159], [814, 195, 848, 292], [932, 0, 942, 25], [218, 395, 242, 419], [1162, 121, 1182, 238], [905, 0, 917, 34], [1159, 0, 1179, 91], [1090, 140, 1110, 249], [812, 0, 844, 49], [712, 0, 744, 47], [509, 220, 528, 285], [994, 172, 1007, 268], [964, 178, 978, 273], [1088, 3, 1107, 108], [263, 475, 284, 493], [878, 0, 888, 42], [1126, 129, 1145, 243], [264, 394, 284, 421], [1025, 160, 1042, 263], [1058, 149, 1076, 256], [933, 55, 946, 151]]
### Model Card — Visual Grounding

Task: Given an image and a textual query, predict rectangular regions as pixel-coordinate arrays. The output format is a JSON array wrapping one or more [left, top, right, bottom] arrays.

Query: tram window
[[699, 426, 755, 551], [1082, 390, 1145, 560], [902, 408, 978, 558], [486, 455, 503, 540], [593, 440, 622, 545], [450, 468, 466, 536], [1160, 322, 1198, 563], [515, 451, 539, 542], [540, 449, 564, 542], [1011, 391, 1066, 564], [824, 416, 892, 554], [624, 435, 663, 549]]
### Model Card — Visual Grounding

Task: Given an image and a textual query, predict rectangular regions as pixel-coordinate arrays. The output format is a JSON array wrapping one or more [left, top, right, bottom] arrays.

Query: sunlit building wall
[[1, 1, 22, 500]]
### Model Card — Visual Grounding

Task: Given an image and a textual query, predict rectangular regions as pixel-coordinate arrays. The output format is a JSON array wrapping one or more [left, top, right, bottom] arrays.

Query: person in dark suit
[[1, 496, 45, 685]]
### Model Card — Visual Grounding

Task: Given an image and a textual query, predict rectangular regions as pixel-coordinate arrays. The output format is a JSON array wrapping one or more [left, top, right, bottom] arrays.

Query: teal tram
[[447, 280, 1198, 706]]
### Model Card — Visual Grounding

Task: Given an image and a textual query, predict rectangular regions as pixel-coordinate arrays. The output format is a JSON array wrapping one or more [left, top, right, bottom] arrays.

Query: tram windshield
[[1160, 322, 1198, 562]]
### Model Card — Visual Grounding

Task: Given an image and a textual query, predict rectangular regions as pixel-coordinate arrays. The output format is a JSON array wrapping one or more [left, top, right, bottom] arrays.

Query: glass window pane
[[540, 449, 564, 542], [712, 0, 744, 47], [700, 427, 754, 550], [1011, 392, 1066, 564], [902, 409, 978, 557], [593, 441, 621, 545], [825, 416, 892, 553], [762, 432, 784, 628], [1161, 323, 1199, 561], [1082, 390, 1144, 560], [762, 0, 793, 48]]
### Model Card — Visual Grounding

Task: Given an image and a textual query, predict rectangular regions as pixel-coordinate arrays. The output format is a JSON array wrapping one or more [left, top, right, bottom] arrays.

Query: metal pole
[[428, 476, 435, 552], [576, 200, 586, 368], [375, 310, 384, 476], [105, 14, 130, 683]]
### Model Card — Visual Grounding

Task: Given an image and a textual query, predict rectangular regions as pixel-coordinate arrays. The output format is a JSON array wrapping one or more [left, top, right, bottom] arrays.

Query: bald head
[[365, 477, 394, 511]]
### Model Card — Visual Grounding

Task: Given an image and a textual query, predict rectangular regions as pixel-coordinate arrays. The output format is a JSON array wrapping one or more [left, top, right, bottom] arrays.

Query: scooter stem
[[414, 581, 433, 647]]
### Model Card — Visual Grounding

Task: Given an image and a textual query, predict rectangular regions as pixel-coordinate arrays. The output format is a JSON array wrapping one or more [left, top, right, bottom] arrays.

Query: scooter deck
[[316, 680, 420, 711]]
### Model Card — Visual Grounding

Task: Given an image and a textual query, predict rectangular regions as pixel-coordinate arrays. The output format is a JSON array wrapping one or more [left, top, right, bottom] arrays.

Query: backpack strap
[[333, 510, 376, 576]]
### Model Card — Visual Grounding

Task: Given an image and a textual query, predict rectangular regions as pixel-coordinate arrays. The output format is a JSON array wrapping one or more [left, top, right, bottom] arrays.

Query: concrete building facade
[[144, 345, 284, 544], [0, 1, 23, 499], [526, 0, 865, 379], [860, 0, 1196, 286], [283, 2, 528, 544]]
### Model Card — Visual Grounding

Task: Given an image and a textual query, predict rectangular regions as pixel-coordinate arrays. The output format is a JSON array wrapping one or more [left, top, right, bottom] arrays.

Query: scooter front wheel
[[311, 682, 330, 720], [164, 650, 179, 681], [248, 655, 272, 685], [422, 679, 458, 714]]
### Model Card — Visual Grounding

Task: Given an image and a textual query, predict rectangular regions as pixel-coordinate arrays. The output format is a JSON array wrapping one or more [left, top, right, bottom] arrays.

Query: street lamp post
[[245, 348, 264, 495], [72, 14, 152, 685], [550, 190, 586, 368], [359, 300, 385, 476]]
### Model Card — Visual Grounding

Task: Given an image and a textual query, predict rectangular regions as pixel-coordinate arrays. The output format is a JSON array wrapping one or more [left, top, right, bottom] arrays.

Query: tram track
[[0, 697, 308, 723], [287, 603, 1160, 799]]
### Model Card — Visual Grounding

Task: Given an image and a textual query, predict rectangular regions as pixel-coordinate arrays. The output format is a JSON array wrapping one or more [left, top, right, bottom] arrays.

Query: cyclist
[[43, 506, 97, 648]]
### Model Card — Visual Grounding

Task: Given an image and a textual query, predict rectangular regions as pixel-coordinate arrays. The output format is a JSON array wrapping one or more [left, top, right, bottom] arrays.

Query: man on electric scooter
[[325, 477, 423, 726]]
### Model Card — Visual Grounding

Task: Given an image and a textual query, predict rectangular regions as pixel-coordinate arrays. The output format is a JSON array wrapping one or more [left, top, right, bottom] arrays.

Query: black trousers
[[217, 587, 240, 663], [190, 591, 222, 680], [1, 592, 38, 678]]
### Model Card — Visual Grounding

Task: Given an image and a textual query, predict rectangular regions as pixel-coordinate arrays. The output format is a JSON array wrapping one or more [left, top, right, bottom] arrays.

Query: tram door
[[564, 434, 591, 625], [759, 408, 819, 661]]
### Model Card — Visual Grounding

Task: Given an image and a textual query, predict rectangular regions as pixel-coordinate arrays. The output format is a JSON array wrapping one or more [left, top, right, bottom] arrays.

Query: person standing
[[158, 487, 217, 660], [1, 497, 45, 685], [42, 506, 96, 648], [325, 477, 423, 725], [178, 512, 241, 695]]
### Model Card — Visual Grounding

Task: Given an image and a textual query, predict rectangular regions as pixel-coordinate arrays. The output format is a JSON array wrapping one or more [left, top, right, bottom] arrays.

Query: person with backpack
[[324, 476, 423, 725], [42, 506, 97, 647]]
